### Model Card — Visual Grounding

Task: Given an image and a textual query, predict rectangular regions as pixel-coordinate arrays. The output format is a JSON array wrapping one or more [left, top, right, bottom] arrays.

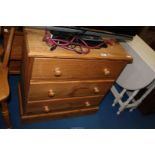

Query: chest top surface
[[24, 28, 132, 62]]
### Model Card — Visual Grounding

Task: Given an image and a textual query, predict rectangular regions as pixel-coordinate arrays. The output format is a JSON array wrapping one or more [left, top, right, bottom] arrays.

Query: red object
[[43, 30, 115, 54]]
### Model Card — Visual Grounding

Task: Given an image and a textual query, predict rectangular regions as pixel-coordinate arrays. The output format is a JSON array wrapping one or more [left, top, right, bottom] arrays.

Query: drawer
[[9, 60, 21, 74], [28, 80, 113, 101], [26, 96, 103, 114], [31, 58, 126, 81]]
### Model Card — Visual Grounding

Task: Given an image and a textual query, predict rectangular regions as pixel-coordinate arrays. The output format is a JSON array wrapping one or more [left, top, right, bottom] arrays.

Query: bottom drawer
[[26, 96, 103, 114]]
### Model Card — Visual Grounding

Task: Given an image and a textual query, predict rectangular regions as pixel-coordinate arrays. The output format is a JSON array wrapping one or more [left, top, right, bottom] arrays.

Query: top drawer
[[31, 58, 127, 81]]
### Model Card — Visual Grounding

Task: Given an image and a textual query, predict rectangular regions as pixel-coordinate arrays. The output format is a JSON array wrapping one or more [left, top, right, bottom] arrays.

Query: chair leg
[[1, 101, 12, 128], [117, 89, 140, 115], [112, 88, 126, 107]]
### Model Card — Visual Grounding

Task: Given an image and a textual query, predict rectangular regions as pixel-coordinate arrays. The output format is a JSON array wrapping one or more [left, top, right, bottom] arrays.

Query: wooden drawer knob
[[44, 106, 50, 113], [93, 87, 100, 94], [85, 101, 91, 107], [103, 68, 110, 76], [54, 67, 62, 77], [48, 89, 55, 97]]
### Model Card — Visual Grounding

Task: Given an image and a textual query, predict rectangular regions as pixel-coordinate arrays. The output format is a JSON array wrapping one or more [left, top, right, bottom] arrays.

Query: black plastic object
[[51, 31, 107, 48]]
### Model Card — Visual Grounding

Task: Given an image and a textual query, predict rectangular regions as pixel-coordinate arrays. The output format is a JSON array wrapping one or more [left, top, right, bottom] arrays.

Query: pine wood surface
[[31, 58, 127, 81], [0, 63, 9, 101], [24, 28, 132, 62], [0, 27, 15, 128], [18, 83, 99, 123], [18, 28, 132, 123], [28, 80, 113, 101], [26, 95, 103, 114]]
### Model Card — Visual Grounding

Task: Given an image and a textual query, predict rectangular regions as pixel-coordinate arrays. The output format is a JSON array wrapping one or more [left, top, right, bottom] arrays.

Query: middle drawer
[[28, 80, 113, 101]]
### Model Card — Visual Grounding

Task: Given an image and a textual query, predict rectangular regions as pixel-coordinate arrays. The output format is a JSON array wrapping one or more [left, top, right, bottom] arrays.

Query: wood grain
[[31, 58, 127, 81], [0, 27, 15, 128], [18, 28, 132, 123], [28, 80, 113, 101], [3, 28, 15, 68], [0, 63, 9, 101], [26, 95, 103, 114], [18, 83, 99, 123], [0, 45, 3, 56], [4, 29, 24, 74], [1, 101, 12, 128], [24, 28, 132, 62], [4, 30, 24, 60], [0, 28, 15, 101], [9, 60, 21, 74], [20, 32, 34, 105]]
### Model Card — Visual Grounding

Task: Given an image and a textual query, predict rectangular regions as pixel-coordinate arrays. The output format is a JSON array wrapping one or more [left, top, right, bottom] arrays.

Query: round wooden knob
[[54, 67, 62, 77], [48, 89, 55, 97], [93, 87, 100, 94], [85, 101, 91, 107], [44, 106, 50, 113], [103, 68, 110, 76]]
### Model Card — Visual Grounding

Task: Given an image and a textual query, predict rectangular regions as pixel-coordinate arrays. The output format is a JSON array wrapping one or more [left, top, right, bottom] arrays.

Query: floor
[[0, 75, 155, 129]]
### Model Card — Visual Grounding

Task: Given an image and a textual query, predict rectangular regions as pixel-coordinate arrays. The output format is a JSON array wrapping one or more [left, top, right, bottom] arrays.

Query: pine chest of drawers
[[18, 28, 132, 123]]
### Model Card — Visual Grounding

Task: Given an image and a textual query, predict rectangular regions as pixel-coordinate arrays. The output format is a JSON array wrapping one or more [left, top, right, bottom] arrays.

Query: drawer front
[[26, 96, 103, 114], [28, 80, 113, 101], [31, 58, 126, 81]]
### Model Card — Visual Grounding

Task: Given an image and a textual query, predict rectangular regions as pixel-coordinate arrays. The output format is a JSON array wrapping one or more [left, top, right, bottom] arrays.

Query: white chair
[[111, 35, 155, 115]]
